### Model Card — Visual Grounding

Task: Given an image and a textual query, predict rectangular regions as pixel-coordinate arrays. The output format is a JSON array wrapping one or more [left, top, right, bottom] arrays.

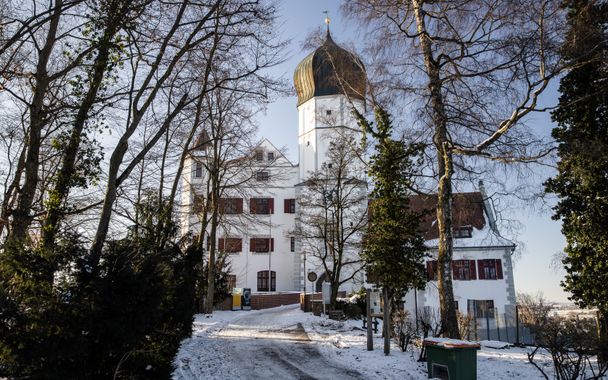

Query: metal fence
[[461, 309, 536, 345]]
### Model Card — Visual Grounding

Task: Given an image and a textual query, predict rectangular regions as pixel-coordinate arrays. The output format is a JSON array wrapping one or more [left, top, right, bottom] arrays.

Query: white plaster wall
[[403, 247, 514, 318], [181, 140, 301, 292], [295, 180, 367, 295], [297, 95, 365, 180]]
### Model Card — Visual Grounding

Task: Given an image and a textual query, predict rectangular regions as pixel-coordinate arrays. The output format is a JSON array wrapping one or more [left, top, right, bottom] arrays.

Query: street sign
[[242, 288, 251, 311], [322, 282, 331, 305], [369, 290, 382, 316], [307, 272, 317, 282]]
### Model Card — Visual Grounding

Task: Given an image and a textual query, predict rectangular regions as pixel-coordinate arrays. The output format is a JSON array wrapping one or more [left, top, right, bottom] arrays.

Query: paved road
[[174, 305, 364, 380]]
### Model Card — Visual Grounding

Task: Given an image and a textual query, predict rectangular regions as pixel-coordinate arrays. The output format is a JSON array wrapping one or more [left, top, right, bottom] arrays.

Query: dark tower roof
[[293, 31, 366, 106]]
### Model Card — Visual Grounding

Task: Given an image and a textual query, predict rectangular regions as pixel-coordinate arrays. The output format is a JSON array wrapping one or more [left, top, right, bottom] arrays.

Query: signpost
[[307, 272, 317, 312], [322, 282, 331, 316], [366, 290, 373, 351], [242, 288, 251, 311]]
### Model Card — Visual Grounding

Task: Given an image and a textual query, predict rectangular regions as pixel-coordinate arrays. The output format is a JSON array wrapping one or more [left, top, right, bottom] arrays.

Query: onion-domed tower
[[293, 26, 366, 180]]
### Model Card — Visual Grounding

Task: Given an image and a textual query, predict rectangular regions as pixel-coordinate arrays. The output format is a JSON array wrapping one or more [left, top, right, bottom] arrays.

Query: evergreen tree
[[357, 107, 427, 299], [0, 195, 202, 378], [545, 0, 608, 334]]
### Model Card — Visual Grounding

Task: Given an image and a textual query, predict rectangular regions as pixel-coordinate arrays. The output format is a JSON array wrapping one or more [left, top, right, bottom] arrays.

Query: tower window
[[326, 110, 332, 115], [194, 162, 203, 178]]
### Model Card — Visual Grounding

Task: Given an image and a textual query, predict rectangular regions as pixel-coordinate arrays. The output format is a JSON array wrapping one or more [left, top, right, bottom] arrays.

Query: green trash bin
[[423, 338, 480, 380]]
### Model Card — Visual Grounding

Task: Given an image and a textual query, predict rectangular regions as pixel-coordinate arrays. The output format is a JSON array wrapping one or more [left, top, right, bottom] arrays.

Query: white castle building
[[181, 29, 517, 324], [181, 29, 367, 294]]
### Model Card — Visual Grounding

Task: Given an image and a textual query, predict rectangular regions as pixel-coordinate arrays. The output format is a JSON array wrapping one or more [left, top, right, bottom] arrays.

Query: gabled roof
[[409, 192, 515, 249], [253, 138, 296, 167], [410, 192, 485, 240]]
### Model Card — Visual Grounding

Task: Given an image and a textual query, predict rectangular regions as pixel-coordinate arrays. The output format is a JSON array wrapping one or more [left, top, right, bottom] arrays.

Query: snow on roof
[[424, 219, 515, 249], [423, 337, 480, 349], [410, 192, 515, 249]]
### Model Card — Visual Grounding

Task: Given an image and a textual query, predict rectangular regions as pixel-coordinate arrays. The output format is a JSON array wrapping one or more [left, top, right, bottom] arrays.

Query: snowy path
[[173, 305, 364, 380], [174, 304, 556, 380]]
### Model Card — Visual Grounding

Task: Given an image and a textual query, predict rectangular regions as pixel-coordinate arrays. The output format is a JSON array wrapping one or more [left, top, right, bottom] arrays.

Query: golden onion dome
[[293, 31, 366, 107]]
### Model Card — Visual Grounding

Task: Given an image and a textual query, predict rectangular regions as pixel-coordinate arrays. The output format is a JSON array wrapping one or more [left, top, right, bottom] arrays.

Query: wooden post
[[383, 287, 390, 355], [496, 308, 501, 341], [366, 290, 373, 351], [485, 312, 491, 341]]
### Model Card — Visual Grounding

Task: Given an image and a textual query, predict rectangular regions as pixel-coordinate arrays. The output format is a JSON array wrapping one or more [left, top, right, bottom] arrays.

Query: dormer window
[[267, 152, 274, 161], [454, 227, 472, 238]]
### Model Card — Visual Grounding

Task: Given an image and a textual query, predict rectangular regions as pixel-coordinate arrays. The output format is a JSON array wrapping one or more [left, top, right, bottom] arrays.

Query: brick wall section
[[250, 293, 300, 310], [214, 291, 348, 311], [300, 292, 347, 312]]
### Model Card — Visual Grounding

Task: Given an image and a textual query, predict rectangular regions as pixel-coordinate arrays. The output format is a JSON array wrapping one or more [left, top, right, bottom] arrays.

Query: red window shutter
[[477, 260, 486, 280], [496, 259, 503, 279], [470, 260, 477, 280], [452, 261, 460, 280], [250, 238, 256, 252], [270, 238, 274, 252], [219, 198, 226, 214], [269, 198, 274, 214], [250, 198, 256, 213], [236, 239, 242, 252], [237, 198, 243, 213], [284, 199, 289, 213], [218, 238, 225, 251], [426, 261, 435, 281]]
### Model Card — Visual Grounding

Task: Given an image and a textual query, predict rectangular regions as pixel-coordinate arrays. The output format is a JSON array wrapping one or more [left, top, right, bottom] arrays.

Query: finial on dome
[[323, 10, 330, 33]]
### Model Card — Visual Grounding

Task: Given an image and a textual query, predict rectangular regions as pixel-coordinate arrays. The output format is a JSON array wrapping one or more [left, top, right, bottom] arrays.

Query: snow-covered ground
[[173, 304, 557, 379]]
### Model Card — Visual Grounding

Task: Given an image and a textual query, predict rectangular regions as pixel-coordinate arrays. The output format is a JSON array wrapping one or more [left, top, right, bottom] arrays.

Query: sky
[[254, 1, 570, 303]]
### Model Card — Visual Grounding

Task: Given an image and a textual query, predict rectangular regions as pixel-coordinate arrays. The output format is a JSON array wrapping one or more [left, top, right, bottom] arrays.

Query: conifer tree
[[545, 0, 608, 335], [358, 107, 427, 299]]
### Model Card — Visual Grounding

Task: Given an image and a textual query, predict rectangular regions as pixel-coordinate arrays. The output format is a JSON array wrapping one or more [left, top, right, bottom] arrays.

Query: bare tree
[[295, 134, 367, 308], [88, 0, 284, 269], [344, 0, 567, 338]]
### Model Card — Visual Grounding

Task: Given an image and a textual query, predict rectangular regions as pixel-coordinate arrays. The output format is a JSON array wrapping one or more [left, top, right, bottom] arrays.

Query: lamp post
[[268, 202, 273, 292]]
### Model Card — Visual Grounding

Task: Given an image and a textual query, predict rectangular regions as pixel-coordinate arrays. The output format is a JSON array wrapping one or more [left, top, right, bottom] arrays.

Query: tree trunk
[[204, 185, 220, 314], [89, 96, 187, 265], [9, 0, 63, 244], [0, 145, 27, 240], [436, 147, 459, 338], [383, 286, 391, 355], [412, 0, 459, 338], [42, 0, 122, 249]]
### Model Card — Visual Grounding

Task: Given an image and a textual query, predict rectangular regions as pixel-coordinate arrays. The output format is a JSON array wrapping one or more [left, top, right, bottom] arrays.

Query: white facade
[[181, 31, 517, 317], [403, 191, 517, 327], [297, 95, 365, 179], [181, 139, 301, 292], [181, 93, 368, 293]]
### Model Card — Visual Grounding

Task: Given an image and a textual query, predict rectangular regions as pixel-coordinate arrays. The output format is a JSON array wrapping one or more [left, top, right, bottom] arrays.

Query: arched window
[[257, 270, 276, 292], [315, 272, 331, 293]]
